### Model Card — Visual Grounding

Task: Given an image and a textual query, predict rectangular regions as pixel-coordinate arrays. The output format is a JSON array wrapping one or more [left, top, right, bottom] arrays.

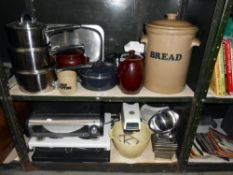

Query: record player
[[28, 113, 112, 162], [26, 112, 104, 139]]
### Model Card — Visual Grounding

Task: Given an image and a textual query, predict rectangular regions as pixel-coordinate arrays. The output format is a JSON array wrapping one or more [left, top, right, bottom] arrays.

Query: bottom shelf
[[3, 148, 19, 164], [188, 119, 233, 164], [110, 141, 177, 164], [28, 140, 177, 164], [187, 162, 233, 172], [28, 141, 178, 171], [189, 156, 233, 163], [26, 113, 177, 165]]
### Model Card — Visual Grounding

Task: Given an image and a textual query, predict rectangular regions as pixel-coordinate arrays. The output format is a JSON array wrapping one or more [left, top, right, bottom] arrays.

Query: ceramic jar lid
[[123, 50, 143, 60], [146, 13, 198, 34]]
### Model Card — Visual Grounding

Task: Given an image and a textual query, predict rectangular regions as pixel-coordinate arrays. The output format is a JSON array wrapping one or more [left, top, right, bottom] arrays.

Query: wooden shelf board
[[205, 89, 233, 103], [189, 119, 233, 164], [110, 140, 177, 164], [3, 148, 19, 164], [189, 156, 233, 163], [9, 83, 194, 102]]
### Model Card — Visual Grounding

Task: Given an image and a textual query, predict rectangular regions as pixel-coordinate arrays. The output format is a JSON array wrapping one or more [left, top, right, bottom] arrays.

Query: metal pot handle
[[55, 64, 93, 73], [45, 25, 81, 37], [49, 44, 85, 56], [20, 12, 36, 24]]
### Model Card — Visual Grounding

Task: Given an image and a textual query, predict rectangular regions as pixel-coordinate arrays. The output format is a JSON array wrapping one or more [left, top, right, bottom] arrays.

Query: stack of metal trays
[[151, 134, 177, 159], [48, 24, 104, 62]]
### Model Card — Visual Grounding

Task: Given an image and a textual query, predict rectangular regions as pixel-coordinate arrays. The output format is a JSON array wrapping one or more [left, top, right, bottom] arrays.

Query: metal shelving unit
[[0, 0, 233, 172], [179, 0, 233, 171]]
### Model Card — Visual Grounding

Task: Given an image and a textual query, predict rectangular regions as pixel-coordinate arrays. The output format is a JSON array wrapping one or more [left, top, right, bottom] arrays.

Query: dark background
[[0, 0, 217, 90], [0, 0, 224, 161]]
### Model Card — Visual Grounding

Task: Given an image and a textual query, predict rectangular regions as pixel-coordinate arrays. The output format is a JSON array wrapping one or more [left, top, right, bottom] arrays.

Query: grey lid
[[6, 14, 46, 30]]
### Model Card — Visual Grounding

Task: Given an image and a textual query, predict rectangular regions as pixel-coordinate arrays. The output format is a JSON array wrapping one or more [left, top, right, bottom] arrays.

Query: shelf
[[205, 89, 233, 103], [27, 113, 177, 165], [3, 148, 19, 164], [32, 161, 177, 172], [28, 141, 177, 165], [25, 139, 178, 172], [110, 140, 177, 164], [9, 83, 194, 102], [188, 119, 233, 165], [27, 141, 177, 172], [189, 156, 233, 163], [186, 162, 233, 172], [25, 113, 177, 170]]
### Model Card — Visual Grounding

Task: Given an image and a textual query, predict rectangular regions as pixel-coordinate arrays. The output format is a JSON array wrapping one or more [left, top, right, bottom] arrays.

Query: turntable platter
[[44, 125, 83, 133]]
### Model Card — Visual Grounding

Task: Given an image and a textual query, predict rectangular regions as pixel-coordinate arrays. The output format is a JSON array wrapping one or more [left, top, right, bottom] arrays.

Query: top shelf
[[9, 83, 194, 102]]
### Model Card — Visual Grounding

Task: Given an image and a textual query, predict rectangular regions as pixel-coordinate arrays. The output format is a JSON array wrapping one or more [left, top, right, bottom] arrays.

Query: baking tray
[[47, 24, 105, 62]]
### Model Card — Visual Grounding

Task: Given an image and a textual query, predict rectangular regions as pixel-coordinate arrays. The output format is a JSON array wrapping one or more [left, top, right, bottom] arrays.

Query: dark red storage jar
[[118, 50, 144, 94]]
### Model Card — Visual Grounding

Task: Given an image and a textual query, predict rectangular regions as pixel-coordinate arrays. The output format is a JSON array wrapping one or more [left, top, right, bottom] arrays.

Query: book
[[219, 43, 226, 95], [223, 38, 233, 95], [231, 44, 233, 94], [208, 128, 233, 158], [210, 50, 222, 95]]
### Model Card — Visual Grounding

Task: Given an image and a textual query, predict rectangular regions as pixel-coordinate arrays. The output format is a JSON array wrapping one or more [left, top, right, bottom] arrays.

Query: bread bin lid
[[146, 13, 198, 33]]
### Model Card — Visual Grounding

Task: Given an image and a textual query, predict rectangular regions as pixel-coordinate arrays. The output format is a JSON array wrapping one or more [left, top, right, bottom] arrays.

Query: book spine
[[231, 40, 233, 95], [219, 43, 226, 95], [223, 39, 233, 95], [210, 54, 221, 95]]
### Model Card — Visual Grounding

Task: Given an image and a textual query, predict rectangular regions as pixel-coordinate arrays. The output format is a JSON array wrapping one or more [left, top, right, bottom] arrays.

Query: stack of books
[[210, 17, 233, 96], [190, 128, 233, 161]]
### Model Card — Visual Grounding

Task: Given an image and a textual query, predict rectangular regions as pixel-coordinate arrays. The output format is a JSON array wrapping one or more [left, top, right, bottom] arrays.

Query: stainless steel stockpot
[[6, 14, 47, 48], [10, 47, 51, 71], [14, 69, 56, 93]]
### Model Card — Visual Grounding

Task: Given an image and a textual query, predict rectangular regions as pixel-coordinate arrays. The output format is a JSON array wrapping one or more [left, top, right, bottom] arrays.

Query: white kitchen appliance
[[121, 103, 141, 131]]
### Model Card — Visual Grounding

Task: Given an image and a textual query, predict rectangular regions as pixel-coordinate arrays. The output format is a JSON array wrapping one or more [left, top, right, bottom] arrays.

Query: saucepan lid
[[80, 61, 116, 79], [6, 13, 46, 30]]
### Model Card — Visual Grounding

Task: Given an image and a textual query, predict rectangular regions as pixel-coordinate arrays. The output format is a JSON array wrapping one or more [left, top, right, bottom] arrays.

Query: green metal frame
[[1, 0, 233, 172], [0, 64, 31, 170], [178, 0, 233, 171]]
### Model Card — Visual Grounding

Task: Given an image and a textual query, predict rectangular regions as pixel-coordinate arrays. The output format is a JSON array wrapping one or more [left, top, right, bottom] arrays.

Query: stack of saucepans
[[6, 13, 82, 93], [6, 13, 55, 93]]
